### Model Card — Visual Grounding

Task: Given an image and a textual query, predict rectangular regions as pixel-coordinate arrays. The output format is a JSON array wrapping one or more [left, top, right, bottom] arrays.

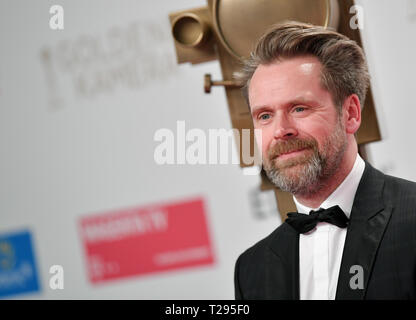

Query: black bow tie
[[285, 205, 349, 234]]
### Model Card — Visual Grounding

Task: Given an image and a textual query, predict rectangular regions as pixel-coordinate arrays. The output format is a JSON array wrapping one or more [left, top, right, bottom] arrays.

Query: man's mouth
[[275, 148, 308, 160]]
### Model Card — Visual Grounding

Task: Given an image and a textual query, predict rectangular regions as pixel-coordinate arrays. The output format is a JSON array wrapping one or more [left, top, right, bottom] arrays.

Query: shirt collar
[[293, 153, 365, 218]]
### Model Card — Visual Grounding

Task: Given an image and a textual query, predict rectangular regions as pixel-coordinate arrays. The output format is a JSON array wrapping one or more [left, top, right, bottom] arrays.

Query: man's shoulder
[[234, 222, 294, 299], [382, 170, 416, 203], [364, 161, 416, 203], [367, 165, 416, 229], [384, 171, 416, 190], [236, 222, 291, 263]]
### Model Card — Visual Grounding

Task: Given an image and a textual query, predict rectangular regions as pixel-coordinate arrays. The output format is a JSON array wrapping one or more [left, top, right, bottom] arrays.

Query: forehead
[[249, 56, 331, 109]]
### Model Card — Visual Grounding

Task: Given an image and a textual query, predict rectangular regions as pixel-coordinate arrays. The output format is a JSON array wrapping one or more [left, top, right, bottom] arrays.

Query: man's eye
[[259, 114, 271, 120], [293, 106, 306, 113]]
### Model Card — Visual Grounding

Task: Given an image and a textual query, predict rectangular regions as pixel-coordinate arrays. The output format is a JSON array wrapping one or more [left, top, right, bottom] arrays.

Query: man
[[234, 21, 416, 300]]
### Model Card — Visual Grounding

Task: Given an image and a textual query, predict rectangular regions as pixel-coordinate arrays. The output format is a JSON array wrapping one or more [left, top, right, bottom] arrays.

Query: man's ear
[[342, 94, 361, 134]]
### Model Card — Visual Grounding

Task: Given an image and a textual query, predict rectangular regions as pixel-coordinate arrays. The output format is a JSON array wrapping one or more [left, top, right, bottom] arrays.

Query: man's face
[[249, 56, 347, 196]]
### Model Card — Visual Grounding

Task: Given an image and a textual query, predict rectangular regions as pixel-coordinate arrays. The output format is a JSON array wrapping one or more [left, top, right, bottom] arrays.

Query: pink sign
[[79, 197, 215, 283]]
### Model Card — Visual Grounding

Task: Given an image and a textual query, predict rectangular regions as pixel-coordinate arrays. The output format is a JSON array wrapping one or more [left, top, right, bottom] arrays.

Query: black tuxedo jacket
[[235, 161, 416, 299]]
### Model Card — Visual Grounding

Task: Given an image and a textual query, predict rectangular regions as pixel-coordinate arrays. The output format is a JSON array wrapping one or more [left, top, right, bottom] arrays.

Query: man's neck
[[294, 148, 358, 209]]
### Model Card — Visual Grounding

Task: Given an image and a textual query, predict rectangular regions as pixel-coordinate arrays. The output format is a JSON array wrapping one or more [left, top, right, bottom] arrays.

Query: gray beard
[[264, 121, 347, 197], [265, 152, 324, 196]]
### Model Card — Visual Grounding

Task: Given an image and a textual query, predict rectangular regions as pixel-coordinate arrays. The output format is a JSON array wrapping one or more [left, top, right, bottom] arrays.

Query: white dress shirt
[[293, 153, 365, 300]]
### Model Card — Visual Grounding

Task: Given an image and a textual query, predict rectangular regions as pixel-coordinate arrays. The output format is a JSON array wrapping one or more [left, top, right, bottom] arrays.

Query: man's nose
[[272, 114, 298, 140]]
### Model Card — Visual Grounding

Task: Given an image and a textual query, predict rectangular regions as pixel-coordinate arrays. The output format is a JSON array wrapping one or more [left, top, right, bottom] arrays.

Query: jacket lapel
[[267, 223, 300, 299], [335, 161, 392, 299]]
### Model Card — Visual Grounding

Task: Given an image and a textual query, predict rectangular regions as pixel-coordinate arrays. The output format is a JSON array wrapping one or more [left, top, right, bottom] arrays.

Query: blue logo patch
[[0, 230, 41, 298]]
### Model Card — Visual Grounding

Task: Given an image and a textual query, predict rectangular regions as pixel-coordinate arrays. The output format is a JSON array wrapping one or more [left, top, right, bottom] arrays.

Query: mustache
[[267, 138, 318, 159]]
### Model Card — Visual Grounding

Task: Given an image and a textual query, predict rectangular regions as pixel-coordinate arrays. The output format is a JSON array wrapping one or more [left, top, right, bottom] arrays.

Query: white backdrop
[[0, 0, 415, 299]]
